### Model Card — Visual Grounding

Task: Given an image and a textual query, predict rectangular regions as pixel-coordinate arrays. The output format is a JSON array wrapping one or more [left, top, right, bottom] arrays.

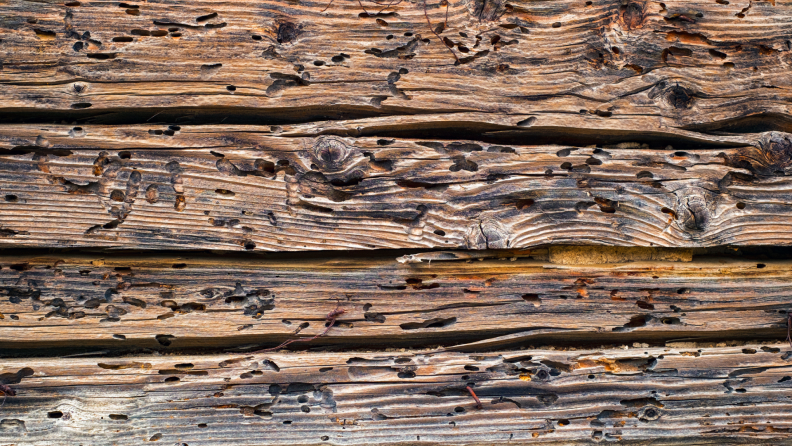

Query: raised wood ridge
[[0, 124, 791, 251]]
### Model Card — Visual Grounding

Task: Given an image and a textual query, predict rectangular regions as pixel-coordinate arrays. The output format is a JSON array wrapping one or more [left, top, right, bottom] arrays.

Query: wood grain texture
[[1, 0, 791, 134], [0, 253, 786, 351], [3, 0, 792, 443], [0, 124, 791, 250], [1, 344, 792, 444]]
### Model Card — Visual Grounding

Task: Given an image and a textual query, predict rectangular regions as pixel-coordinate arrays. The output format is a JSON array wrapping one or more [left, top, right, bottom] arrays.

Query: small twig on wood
[[321, 0, 336, 12], [371, 0, 405, 16], [786, 313, 791, 349], [145, 111, 165, 122], [466, 386, 483, 409], [356, 0, 373, 17], [423, 0, 460, 63], [0, 385, 16, 408], [254, 305, 346, 353]]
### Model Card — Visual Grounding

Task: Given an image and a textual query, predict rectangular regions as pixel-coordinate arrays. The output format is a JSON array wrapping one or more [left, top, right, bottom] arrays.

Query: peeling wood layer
[[1, 345, 792, 444], [0, 254, 787, 351]]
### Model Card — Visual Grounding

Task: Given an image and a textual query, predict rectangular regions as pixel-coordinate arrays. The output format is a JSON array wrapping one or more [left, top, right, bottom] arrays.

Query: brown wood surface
[[1, 0, 791, 133], [2, 0, 792, 443], [0, 124, 791, 250], [1, 344, 792, 444], [0, 253, 786, 352]]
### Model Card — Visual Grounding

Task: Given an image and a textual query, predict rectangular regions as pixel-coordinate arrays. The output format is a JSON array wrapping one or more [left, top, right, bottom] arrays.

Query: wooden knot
[[638, 406, 662, 422], [464, 0, 506, 21], [650, 81, 696, 109], [310, 136, 353, 172], [465, 218, 510, 249], [674, 187, 713, 232], [71, 82, 87, 94], [276, 21, 300, 44], [756, 132, 792, 175], [723, 133, 792, 177], [619, 1, 648, 30]]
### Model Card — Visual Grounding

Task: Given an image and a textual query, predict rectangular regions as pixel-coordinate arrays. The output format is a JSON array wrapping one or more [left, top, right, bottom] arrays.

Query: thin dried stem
[[466, 386, 483, 409], [254, 305, 345, 353], [787, 313, 791, 349], [423, 0, 460, 63]]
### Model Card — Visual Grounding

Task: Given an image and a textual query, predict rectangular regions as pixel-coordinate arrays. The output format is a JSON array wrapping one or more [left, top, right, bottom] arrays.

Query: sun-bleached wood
[[2, 0, 792, 442]]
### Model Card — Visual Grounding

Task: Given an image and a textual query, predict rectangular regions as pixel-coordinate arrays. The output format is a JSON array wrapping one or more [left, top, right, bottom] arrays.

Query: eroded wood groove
[[0, 344, 791, 444]]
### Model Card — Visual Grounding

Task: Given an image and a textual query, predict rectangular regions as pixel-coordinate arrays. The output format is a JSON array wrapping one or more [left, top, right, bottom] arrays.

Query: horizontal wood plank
[[0, 253, 787, 351], [0, 124, 791, 250], [1, 0, 791, 135], [1, 344, 791, 444]]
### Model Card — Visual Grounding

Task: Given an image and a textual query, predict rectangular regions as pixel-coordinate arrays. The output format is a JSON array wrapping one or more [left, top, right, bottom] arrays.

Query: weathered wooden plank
[[1, 344, 791, 444], [0, 124, 791, 250], [0, 253, 787, 352], [1, 0, 791, 134]]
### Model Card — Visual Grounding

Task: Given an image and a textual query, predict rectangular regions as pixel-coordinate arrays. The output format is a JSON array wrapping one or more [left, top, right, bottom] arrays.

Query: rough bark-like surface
[[0, 124, 791, 250], [1, 345, 792, 445], [0, 254, 786, 351]]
